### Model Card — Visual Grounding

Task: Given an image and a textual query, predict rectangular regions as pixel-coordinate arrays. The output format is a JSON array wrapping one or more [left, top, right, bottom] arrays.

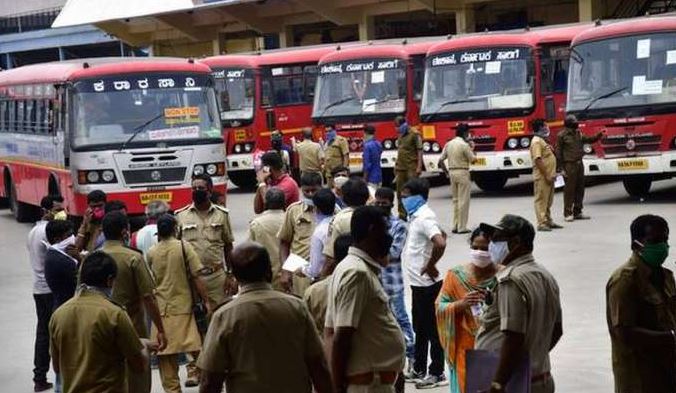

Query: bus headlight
[[244, 142, 254, 152], [86, 171, 100, 183], [193, 165, 205, 176], [383, 140, 394, 150], [234, 144, 242, 153], [206, 164, 218, 175], [101, 170, 116, 183], [520, 137, 530, 148], [583, 143, 594, 154], [422, 142, 431, 152], [432, 142, 441, 153], [507, 138, 518, 149]]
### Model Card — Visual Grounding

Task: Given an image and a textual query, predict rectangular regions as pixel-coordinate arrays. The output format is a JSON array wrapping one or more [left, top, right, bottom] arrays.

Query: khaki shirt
[[197, 282, 324, 393], [395, 129, 422, 172], [101, 240, 155, 337], [475, 254, 562, 377], [147, 239, 203, 316], [295, 139, 324, 173], [303, 278, 330, 335], [440, 137, 475, 170], [49, 289, 144, 393], [77, 222, 102, 252], [530, 136, 557, 180], [325, 136, 349, 173], [323, 207, 354, 260], [606, 254, 676, 392], [555, 126, 601, 164], [248, 209, 286, 289], [278, 201, 315, 260], [176, 203, 234, 269], [325, 247, 406, 375]]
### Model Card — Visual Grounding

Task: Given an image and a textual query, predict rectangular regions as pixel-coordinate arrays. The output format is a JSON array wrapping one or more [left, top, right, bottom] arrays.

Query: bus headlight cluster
[[583, 143, 594, 154], [233, 142, 255, 154], [422, 141, 441, 153], [383, 139, 397, 150], [423, 142, 431, 152], [432, 142, 441, 153], [520, 137, 531, 148], [506, 138, 519, 149], [78, 169, 117, 185], [193, 162, 226, 177], [505, 137, 532, 150]]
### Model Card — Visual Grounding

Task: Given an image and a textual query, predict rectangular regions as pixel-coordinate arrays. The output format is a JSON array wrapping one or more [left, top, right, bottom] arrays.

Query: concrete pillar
[[58, 47, 65, 61], [4, 53, 12, 69], [212, 34, 224, 55], [358, 13, 375, 41], [578, 0, 602, 21], [455, 7, 475, 34], [279, 25, 294, 48]]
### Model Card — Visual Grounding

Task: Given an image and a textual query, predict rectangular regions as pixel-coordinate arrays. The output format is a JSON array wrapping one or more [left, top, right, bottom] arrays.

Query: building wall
[[0, 0, 65, 17]]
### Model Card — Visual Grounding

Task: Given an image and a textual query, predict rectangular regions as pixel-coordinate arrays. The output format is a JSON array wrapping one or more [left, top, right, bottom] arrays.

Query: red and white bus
[[203, 45, 337, 188], [420, 24, 593, 191], [0, 57, 226, 222], [312, 40, 438, 181], [568, 15, 676, 196]]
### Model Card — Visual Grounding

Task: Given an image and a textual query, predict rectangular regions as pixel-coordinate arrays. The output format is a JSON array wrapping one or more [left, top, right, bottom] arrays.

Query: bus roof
[[200, 54, 259, 69], [402, 37, 446, 56], [572, 15, 676, 45], [0, 57, 211, 86], [319, 44, 409, 64], [258, 45, 338, 66]]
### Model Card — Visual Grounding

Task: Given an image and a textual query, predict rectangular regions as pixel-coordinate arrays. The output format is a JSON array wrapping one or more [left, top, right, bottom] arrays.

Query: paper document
[[554, 175, 565, 189], [282, 253, 309, 272]]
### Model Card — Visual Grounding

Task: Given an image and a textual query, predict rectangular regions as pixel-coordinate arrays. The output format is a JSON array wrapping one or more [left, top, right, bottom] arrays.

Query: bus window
[[269, 65, 306, 106], [541, 45, 570, 94], [304, 65, 318, 102], [412, 55, 425, 101], [17, 101, 25, 133], [261, 77, 273, 107]]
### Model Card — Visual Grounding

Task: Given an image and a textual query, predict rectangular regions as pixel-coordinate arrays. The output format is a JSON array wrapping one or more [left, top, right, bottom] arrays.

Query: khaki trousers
[[158, 355, 182, 393], [449, 169, 471, 232], [395, 169, 417, 219], [562, 161, 585, 217], [203, 269, 226, 310], [533, 177, 554, 227]]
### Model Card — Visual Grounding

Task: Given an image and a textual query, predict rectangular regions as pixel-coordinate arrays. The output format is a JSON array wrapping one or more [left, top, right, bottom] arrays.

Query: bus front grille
[[122, 168, 187, 185]]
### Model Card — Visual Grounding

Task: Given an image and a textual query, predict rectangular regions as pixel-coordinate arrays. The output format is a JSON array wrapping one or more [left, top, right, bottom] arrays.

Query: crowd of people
[[24, 116, 674, 393]]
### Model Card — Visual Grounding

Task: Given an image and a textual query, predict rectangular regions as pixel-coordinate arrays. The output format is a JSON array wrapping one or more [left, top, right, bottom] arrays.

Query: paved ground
[[1, 176, 674, 393]]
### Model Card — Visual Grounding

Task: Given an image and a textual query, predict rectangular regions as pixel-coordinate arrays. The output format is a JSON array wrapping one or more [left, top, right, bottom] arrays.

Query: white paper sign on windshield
[[632, 75, 663, 95], [148, 125, 200, 141], [666, 50, 676, 65], [371, 71, 385, 84], [636, 39, 651, 59], [485, 61, 501, 74], [362, 98, 376, 112]]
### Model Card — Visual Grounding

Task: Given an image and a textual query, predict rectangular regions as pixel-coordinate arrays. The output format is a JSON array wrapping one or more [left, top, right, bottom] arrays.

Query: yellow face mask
[[53, 210, 68, 221]]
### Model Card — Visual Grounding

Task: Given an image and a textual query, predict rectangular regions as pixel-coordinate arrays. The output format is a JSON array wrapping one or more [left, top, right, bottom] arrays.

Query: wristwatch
[[491, 381, 505, 392]]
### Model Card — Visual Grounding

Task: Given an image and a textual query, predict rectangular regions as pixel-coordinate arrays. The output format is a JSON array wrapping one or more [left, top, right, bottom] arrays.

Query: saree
[[436, 264, 497, 393]]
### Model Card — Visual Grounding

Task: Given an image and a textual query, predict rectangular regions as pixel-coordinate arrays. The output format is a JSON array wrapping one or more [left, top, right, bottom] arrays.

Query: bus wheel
[[623, 177, 652, 198], [228, 171, 257, 191], [474, 174, 508, 192], [9, 182, 36, 223]]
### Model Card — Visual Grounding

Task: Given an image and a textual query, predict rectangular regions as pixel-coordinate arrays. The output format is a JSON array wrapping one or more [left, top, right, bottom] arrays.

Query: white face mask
[[488, 241, 510, 264], [470, 249, 493, 268], [53, 234, 76, 253]]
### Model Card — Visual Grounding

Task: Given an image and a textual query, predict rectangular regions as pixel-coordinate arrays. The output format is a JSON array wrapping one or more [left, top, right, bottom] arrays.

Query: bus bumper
[[226, 153, 255, 172], [381, 150, 397, 170], [424, 150, 533, 174], [423, 153, 442, 173], [584, 151, 676, 177]]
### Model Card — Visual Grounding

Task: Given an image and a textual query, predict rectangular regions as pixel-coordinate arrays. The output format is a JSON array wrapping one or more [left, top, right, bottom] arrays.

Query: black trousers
[[33, 293, 53, 383], [563, 161, 585, 217], [411, 282, 444, 376]]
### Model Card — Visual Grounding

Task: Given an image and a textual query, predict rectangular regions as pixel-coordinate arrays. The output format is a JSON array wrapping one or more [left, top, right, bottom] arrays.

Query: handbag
[[180, 240, 210, 337]]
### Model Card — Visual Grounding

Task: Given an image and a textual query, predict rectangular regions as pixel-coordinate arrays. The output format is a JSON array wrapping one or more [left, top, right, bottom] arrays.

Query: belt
[[449, 167, 469, 170], [531, 371, 551, 383], [347, 371, 398, 385], [199, 264, 224, 276]]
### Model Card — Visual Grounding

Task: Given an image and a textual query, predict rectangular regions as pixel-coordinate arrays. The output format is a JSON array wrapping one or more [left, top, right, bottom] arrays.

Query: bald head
[[231, 241, 272, 284]]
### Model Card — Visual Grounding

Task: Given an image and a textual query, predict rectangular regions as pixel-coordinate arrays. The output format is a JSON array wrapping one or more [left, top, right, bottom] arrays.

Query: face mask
[[564, 120, 578, 129], [327, 129, 337, 141], [640, 242, 670, 268], [488, 241, 510, 264], [402, 195, 426, 216], [470, 249, 493, 268], [53, 210, 68, 221], [398, 122, 409, 135], [54, 234, 76, 252], [192, 189, 209, 205], [91, 207, 105, 222], [364, 133, 374, 141], [536, 126, 551, 138], [303, 196, 315, 207]]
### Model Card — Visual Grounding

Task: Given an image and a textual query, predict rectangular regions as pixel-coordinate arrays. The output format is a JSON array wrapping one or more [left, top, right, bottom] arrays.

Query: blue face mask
[[326, 129, 337, 141], [402, 195, 426, 216], [398, 122, 409, 135]]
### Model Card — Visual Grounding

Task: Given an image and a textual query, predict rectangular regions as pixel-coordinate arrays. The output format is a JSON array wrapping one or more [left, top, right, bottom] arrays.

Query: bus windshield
[[422, 47, 534, 115], [312, 58, 406, 118], [568, 32, 676, 112], [71, 74, 222, 149], [213, 68, 255, 121]]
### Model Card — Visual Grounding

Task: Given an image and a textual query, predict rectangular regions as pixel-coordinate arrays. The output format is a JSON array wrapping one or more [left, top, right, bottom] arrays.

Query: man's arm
[[389, 222, 407, 261], [550, 322, 563, 350], [142, 294, 167, 351], [362, 144, 371, 181], [422, 231, 446, 279], [200, 371, 226, 393], [534, 158, 554, 184], [279, 240, 293, 292], [331, 327, 355, 393], [581, 130, 605, 144], [437, 146, 448, 174], [555, 133, 564, 171], [416, 149, 423, 175], [253, 185, 267, 214]]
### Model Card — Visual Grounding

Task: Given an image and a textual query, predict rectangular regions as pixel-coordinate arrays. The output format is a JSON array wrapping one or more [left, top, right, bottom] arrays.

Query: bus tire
[[474, 174, 508, 192], [0, 170, 10, 208], [9, 181, 36, 223], [623, 177, 651, 198], [228, 171, 257, 190]]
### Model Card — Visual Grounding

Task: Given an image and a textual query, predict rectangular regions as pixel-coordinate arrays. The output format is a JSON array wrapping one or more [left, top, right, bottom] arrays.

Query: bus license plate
[[349, 157, 363, 165], [140, 192, 173, 205], [617, 159, 648, 171], [472, 157, 487, 166]]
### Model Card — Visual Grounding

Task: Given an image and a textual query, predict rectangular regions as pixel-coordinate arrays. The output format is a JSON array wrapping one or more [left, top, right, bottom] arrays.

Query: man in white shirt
[[303, 188, 336, 280], [131, 200, 170, 260], [26, 195, 64, 392], [401, 178, 448, 389]]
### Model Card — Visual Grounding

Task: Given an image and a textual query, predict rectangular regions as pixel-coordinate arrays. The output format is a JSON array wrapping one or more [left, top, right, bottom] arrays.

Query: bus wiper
[[422, 97, 483, 121], [579, 86, 628, 115], [317, 96, 357, 117], [360, 96, 399, 113], [119, 112, 165, 151]]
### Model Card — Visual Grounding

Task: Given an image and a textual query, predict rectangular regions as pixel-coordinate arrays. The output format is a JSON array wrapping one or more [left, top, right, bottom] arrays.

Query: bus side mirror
[[545, 97, 556, 121], [266, 110, 276, 131]]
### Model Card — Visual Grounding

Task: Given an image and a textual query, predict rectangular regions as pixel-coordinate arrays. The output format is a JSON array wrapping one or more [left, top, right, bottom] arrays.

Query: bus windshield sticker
[[667, 50, 676, 65], [430, 47, 526, 67], [212, 69, 247, 79], [636, 39, 650, 59], [632, 75, 663, 95], [272, 67, 284, 76], [148, 125, 200, 141], [77, 75, 210, 93], [371, 71, 385, 84], [319, 59, 402, 74], [485, 61, 501, 74], [362, 99, 376, 112], [164, 107, 200, 118]]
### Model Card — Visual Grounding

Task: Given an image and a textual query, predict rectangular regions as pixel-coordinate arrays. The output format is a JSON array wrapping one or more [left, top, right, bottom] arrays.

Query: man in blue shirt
[[362, 124, 383, 187]]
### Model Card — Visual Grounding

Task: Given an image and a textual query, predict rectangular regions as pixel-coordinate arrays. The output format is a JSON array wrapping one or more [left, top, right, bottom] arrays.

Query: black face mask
[[564, 120, 578, 129], [192, 189, 209, 205], [271, 140, 282, 149]]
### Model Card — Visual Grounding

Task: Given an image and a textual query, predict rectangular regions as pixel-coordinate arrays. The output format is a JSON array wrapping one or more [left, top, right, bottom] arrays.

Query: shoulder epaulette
[[174, 204, 193, 214], [213, 204, 230, 214]]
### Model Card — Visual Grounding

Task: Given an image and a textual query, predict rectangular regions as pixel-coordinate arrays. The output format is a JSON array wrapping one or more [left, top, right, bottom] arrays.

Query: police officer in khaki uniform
[[100, 211, 166, 393], [555, 115, 604, 222], [50, 251, 154, 393], [529, 119, 563, 232], [323, 124, 349, 187], [438, 123, 476, 234], [476, 215, 563, 393], [198, 243, 333, 393], [248, 188, 286, 290], [293, 127, 325, 179], [606, 215, 675, 393], [278, 172, 323, 296], [394, 116, 423, 219]]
